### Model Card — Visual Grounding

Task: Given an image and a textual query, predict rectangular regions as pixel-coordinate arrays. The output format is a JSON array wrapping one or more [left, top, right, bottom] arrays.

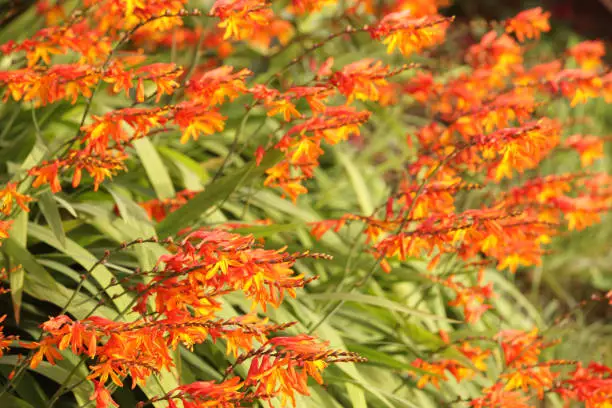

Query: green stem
[[46, 358, 87, 408]]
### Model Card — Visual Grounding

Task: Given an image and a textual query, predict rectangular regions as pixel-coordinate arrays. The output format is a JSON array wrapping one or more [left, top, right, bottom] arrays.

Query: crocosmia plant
[[0, 0, 611, 407]]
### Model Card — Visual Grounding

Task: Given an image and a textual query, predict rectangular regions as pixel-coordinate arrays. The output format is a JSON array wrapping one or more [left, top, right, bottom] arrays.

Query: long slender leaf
[[0, 394, 35, 408], [307, 292, 460, 322], [134, 138, 176, 200], [6, 211, 27, 323], [27, 223, 136, 319], [336, 150, 374, 214], [38, 191, 66, 247], [157, 150, 282, 238]]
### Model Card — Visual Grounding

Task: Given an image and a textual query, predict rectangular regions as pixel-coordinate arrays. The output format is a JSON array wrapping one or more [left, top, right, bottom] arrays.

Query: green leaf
[[134, 138, 176, 200], [0, 131, 36, 168], [52, 195, 77, 218], [5, 212, 27, 323], [304, 386, 344, 408], [488, 270, 543, 328], [231, 223, 302, 237], [0, 394, 35, 408], [180, 348, 223, 380], [23, 224, 179, 401], [345, 382, 367, 408], [2, 234, 115, 319], [38, 191, 66, 247], [0, 356, 92, 405], [0, 366, 47, 408], [8, 264, 24, 325], [297, 304, 396, 408], [403, 322, 445, 349], [18, 140, 48, 181], [346, 343, 438, 376], [336, 150, 374, 215], [307, 292, 459, 322], [158, 146, 209, 186], [27, 223, 136, 319], [4, 234, 31, 326], [106, 186, 151, 226], [157, 150, 282, 238]]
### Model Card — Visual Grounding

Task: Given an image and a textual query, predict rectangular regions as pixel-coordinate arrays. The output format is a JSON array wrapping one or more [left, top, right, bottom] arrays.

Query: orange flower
[[68, 151, 128, 191], [552, 69, 604, 106], [564, 134, 605, 166], [467, 31, 523, 75], [249, 18, 294, 51], [568, 40, 606, 71], [0, 315, 16, 358], [171, 377, 244, 406], [497, 329, 546, 367], [502, 366, 557, 399], [552, 196, 603, 231], [88, 359, 125, 387], [488, 119, 560, 181], [23, 337, 64, 369], [371, 12, 450, 56], [90, 381, 118, 408], [172, 103, 227, 143], [186, 66, 251, 106], [211, 0, 272, 41], [309, 219, 346, 240], [0, 183, 33, 215], [290, 0, 336, 13], [29, 160, 62, 193], [267, 99, 302, 121], [411, 359, 447, 388], [136, 63, 183, 102], [0, 220, 11, 241], [470, 383, 532, 408], [505, 7, 551, 42]]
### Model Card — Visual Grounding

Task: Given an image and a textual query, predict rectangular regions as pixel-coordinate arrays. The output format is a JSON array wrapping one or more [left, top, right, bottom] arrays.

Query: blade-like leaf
[[6, 211, 27, 323], [0, 366, 47, 408], [231, 222, 302, 237], [0, 356, 92, 405], [27, 223, 136, 319], [0, 394, 35, 408], [38, 191, 66, 247], [134, 138, 176, 200], [345, 382, 367, 408], [52, 195, 77, 218], [157, 150, 282, 238], [336, 150, 374, 215], [346, 343, 439, 376], [307, 292, 460, 322]]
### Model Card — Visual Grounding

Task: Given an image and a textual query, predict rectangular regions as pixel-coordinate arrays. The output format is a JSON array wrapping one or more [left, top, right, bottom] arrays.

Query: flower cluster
[[307, 7, 612, 329], [410, 328, 612, 406], [19, 230, 361, 407]]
